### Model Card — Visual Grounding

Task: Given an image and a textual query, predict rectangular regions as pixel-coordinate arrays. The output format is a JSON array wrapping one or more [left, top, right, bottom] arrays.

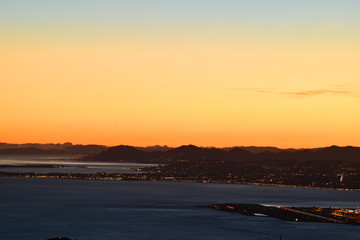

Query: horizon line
[[1, 142, 359, 150]]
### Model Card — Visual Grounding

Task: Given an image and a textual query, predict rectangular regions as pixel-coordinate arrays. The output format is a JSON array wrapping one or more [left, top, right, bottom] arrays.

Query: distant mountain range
[[0, 143, 107, 155], [2, 143, 360, 164], [0, 143, 294, 154], [2, 143, 360, 188], [87, 144, 360, 164]]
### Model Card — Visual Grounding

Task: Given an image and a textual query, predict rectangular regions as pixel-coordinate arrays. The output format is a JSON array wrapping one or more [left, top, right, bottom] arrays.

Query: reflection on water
[[0, 155, 158, 174]]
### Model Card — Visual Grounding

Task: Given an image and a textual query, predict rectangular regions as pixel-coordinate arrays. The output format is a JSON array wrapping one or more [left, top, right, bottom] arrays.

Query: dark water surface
[[0, 177, 359, 240], [0, 155, 158, 173]]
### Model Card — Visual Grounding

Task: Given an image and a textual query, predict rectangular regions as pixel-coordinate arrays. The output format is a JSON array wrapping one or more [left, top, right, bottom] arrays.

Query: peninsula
[[210, 203, 360, 225]]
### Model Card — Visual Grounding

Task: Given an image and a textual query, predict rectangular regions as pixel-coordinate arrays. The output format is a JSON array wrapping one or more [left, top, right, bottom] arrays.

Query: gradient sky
[[1, 0, 360, 148]]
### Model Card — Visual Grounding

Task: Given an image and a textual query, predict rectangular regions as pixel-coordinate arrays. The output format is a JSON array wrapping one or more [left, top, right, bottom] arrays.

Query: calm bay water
[[1, 178, 360, 240], [0, 155, 158, 173], [1, 155, 360, 240]]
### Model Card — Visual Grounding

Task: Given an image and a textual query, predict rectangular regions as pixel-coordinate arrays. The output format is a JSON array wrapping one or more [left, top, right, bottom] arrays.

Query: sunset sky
[[1, 0, 360, 148]]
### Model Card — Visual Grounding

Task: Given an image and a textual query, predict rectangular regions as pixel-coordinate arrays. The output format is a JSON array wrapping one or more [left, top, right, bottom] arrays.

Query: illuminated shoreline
[[1, 172, 358, 192]]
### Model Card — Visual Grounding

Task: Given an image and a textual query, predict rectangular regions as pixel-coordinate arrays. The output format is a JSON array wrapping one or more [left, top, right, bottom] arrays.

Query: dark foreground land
[[1, 144, 360, 190], [210, 204, 360, 225], [85, 145, 360, 190]]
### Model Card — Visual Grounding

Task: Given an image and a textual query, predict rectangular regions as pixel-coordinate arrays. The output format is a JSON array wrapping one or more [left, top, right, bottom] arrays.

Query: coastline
[[1, 172, 358, 192], [209, 203, 360, 225]]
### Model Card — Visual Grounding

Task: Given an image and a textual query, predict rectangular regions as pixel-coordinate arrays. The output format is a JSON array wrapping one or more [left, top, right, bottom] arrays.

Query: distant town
[[1, 143, 360, 190]]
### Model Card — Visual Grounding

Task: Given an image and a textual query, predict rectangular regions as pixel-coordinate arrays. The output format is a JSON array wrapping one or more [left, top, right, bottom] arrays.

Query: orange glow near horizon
[[2, 5, 360, 148]]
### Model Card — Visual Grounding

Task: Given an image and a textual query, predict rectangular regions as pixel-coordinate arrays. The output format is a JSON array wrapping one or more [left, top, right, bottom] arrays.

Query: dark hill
[[0, 144, 107, 155], [258, 145, 360, 163], [165, 145, 211, 161], [0, 147, 51, 155], [92, 145, 162, 162], [89, 144, 255, 163], [227, 147, 255, 161], [86, 144, 360, 164]]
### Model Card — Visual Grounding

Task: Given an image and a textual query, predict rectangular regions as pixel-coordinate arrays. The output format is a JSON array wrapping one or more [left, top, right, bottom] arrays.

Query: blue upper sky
[[1, 0, 360, 27]]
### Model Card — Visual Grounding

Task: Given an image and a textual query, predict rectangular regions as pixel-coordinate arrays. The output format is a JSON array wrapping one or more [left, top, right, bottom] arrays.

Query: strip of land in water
[[209, 203, 360, 225], [0, 171, 359, 191]]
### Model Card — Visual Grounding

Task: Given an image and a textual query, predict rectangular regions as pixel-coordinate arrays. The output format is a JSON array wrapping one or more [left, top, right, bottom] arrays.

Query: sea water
[[0, 155, 158, 174], [1, 177, 359, 240]]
